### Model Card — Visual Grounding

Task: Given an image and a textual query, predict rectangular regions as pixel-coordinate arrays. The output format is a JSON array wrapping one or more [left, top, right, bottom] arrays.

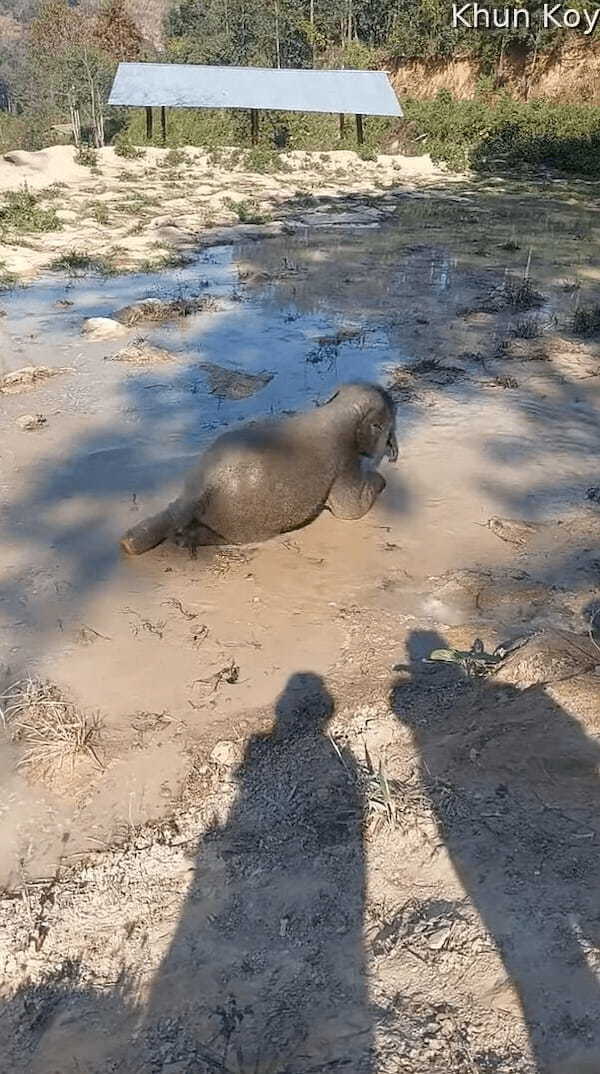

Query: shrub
[[0, 186, 62, 234], [76, 145, 98, 168], [572, 304, 600, 336], [113, 135, 145, 159]]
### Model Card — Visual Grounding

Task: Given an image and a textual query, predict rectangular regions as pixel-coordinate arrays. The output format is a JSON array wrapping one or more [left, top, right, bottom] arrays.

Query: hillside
[[393, 39, 600, 103], [3, 0, 600, 104]]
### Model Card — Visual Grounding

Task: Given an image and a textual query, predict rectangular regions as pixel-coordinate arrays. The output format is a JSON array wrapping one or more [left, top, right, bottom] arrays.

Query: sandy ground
[[2, 145, 600, 1072], [0, 143, 455, 281]]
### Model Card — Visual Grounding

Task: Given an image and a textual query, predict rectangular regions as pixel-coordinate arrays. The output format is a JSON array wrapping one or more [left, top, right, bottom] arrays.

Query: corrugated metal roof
[[108, 63, 403, 117]]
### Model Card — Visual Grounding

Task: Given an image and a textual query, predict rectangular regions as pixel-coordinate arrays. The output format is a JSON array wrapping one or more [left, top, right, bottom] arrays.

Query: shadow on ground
[[1, 672, 375, 1074], [391, 629, 600, 1072]]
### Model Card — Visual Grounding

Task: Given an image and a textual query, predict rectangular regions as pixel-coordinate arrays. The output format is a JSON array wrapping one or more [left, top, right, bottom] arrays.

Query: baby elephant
[[120, 381, 398, 555]]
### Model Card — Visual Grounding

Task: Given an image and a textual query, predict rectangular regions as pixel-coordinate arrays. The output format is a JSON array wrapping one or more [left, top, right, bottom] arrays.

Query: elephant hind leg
[[326, 465, 385, 521], [121, 507, 175, 555], [120, 496, 199, 556], [173, 519, 228, 551]]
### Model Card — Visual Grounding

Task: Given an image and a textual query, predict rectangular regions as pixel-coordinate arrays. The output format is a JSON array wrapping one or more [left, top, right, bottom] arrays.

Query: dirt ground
[[2, 144, 600, 1073], [0, 143, 453, 281]]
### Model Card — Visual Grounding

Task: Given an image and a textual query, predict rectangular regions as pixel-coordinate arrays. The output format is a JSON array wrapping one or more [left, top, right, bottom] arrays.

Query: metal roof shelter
[[108, 62, 403, 146]]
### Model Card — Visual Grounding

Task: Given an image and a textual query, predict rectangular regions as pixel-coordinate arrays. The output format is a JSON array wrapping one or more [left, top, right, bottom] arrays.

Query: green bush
[[223, 197, 270, 223], [123, 106, 396, 155], [113, 134, 145, 159], [0, 259, 18, 291], [403, 93, 600, 177], [0, 187, 62, 234], [113, 93, 600, 178], [244, 146, 283, 173], [572, 304, 600, 337], [76, 145, 98, 168]]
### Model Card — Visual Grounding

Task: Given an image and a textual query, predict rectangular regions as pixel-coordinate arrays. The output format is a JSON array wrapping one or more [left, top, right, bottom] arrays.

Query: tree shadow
[[391, 629, 600, 1071], [1, 173, 599, 671], [0, 258, 414, 668]]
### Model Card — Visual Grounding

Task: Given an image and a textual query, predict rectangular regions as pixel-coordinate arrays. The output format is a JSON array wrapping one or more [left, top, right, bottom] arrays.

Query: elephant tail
[[120, 495, 201, 556]]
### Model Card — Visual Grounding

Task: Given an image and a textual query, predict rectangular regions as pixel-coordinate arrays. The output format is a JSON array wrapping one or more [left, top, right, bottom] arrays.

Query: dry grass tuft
[[0, 678, 103, 777]]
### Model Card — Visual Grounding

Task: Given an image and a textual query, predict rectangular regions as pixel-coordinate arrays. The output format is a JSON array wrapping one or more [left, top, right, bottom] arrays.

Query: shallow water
[[1, 186, 600, 873]]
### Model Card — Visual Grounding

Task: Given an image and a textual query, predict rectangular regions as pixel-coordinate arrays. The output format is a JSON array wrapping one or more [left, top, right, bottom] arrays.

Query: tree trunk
[[310, 0, 315, 66], [70, 100, 81, 147], [97, 104, 105, 148], [274, 0, 281, 68]]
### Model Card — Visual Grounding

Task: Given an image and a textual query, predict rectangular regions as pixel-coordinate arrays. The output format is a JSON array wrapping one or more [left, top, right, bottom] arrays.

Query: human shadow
[[0, 671, 373, 1073], [143, 670, 373, 1072], [391, 630, 600, 1072]]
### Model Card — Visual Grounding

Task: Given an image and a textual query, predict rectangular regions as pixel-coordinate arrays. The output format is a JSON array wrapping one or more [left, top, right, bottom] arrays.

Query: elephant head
[[326, 382, 398, 462]]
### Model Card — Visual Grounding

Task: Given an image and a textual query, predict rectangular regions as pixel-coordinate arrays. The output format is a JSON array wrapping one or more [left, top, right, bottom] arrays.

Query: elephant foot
[[120, 508, 174, 555]]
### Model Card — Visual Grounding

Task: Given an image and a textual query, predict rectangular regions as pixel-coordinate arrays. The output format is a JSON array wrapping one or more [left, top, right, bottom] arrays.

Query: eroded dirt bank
[[1, 158, 600, 1072]]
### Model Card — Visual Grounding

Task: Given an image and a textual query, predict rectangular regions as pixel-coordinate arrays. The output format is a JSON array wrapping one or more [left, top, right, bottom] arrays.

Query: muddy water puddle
[[1, 187, 600, 878]]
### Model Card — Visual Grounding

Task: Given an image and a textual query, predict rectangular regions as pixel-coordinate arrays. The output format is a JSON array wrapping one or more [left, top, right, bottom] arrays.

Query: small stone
[[16, 414, 47, 430], [81, 316, 127, 340], [1, 366, 71, 393], [427, 925, 452, 950], [109, 341, 178, 365], [210, 740, 241, 767]]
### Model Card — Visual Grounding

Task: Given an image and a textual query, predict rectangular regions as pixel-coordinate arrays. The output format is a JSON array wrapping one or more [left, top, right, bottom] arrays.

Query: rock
[[210, 740, 242, 767], [198, 362, 273, 400], [316, 327, 363, 346], [239, 269, 272, 286], [426, 568, 567, 630], [82, 317, 127, 340], [16, 414, 47, 430], [427, 926, 452, 950], [109, 341, 179, 365], [297, 209, 383, 228], [494, 629, 600, 688], [487, 516, 545, 546], [113, 295, 219, 327], [198, 221, 288, 247], [0, 366, 72, 394]]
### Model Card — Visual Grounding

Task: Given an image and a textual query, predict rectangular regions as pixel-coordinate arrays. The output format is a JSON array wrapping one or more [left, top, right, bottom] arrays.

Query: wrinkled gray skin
[[120, 381, 399, 555]]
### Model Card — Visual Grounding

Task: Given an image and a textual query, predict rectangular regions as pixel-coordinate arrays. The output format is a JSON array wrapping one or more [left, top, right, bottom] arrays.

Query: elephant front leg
[[326, 464, 386, 520]]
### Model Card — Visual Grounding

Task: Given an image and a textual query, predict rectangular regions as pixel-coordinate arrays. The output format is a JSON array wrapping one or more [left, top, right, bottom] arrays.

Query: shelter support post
[[250, 109, 260, 146], [145, 107, 153, 141], [339, 114, 345, 139], [355, 114, 364, 146], [161, 106, 167, 145]]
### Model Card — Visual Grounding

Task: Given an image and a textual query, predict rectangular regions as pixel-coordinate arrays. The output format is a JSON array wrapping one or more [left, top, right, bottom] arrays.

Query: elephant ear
[[323, 388, 340, 406], [355, 403, 387, 457]]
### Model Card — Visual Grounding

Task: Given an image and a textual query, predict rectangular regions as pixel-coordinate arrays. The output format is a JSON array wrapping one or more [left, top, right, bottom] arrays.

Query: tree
[[166, 0, 312, 68], [24, 0, 143, 147], [94, 0, 144, 62]]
